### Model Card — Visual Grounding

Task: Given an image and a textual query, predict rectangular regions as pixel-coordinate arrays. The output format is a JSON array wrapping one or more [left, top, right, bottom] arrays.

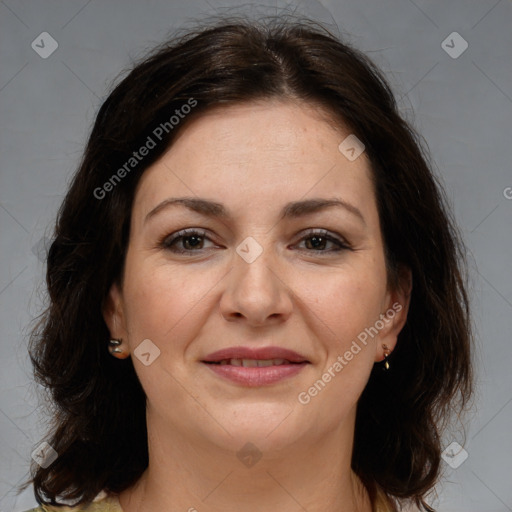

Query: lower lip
[[203, 362, 308, 386]]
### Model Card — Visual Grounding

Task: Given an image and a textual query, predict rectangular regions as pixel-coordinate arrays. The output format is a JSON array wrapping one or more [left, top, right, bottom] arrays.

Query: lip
[[201, 346, 310, 387], [202, 346, 309, 363]]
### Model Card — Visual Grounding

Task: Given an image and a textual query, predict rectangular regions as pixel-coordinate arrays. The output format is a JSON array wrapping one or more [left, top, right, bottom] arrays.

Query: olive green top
[[24, 492, 122, 511], [24, 486, 398, 511]]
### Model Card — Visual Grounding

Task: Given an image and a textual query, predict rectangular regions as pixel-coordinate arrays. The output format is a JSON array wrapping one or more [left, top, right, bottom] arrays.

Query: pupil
[[308, 236, 324, 249], [185, 236, 201, 249]]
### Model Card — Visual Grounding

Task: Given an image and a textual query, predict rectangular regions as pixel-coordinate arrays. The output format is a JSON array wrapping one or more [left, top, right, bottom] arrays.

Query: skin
[[104, 99, 412, 512]]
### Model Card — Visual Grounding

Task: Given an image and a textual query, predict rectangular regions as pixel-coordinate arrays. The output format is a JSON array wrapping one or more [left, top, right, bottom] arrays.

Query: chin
[[207, 404, 309, 449]]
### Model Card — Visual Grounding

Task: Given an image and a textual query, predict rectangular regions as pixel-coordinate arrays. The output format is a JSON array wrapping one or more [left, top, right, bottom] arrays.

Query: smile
[[209, 358, 297, 367], [202, 359, 309, 386]]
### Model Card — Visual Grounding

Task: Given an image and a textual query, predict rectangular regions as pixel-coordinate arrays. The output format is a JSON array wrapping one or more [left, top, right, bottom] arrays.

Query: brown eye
[[296, 229, 351, 254], [161, 229, 214, 254]]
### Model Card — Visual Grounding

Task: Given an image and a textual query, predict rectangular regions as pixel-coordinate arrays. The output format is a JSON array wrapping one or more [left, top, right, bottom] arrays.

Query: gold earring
[[382, 344, 391, 370]]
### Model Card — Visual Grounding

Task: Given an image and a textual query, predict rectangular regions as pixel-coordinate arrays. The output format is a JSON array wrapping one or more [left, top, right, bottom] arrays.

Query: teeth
[[256, 360, 273, 367], [219, 358, 291, 367]]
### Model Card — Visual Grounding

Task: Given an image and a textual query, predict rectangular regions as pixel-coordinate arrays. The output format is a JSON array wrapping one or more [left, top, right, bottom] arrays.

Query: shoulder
[[22, 491, 122, 512]]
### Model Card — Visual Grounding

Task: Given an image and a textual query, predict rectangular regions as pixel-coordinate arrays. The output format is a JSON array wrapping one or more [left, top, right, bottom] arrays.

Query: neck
[[119, 407, 372, 512]]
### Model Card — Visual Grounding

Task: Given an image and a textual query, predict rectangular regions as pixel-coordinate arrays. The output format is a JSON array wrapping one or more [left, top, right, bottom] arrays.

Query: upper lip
[[202, 346, 309, 363]]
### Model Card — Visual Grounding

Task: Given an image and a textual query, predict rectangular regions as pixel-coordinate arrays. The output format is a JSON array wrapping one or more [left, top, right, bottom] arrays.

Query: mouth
[[202, 345, 310, 364], [204, 358, 307, 367], [201, 346, 310, 386]]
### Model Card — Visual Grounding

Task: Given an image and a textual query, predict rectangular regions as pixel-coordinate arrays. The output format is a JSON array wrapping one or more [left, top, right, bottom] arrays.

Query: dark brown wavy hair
[[19, 14, 473, 512]]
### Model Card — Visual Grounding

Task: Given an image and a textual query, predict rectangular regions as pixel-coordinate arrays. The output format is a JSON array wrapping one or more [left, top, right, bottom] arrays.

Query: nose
[[219, 243, 293, 328]]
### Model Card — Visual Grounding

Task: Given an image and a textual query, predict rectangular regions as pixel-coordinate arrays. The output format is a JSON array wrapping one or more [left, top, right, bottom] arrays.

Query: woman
[[19, 14, 473, 512]]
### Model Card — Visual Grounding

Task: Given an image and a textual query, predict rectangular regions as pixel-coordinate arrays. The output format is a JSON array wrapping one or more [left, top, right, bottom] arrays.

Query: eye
[[294, 229, 351, 254], [160, 228, 216, 254], [159, 228, 351, 256]]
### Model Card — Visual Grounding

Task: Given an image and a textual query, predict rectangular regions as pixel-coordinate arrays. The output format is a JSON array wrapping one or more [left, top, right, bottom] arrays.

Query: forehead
[[133, 100, 376, 225]]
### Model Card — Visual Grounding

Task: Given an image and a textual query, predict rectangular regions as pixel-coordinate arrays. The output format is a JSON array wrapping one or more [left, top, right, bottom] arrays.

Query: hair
[[19, 13, 473, 512]]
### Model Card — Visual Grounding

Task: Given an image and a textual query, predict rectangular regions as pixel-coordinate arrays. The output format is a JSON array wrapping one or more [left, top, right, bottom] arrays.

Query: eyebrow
[[144, 196, 366, 225]]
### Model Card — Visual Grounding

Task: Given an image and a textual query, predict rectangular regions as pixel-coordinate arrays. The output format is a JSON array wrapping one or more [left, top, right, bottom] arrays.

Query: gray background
[[1, 0, 511, 511]]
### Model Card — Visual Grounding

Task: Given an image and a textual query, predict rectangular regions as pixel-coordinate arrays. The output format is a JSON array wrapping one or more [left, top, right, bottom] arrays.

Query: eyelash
[[159, 228, 351, 255]]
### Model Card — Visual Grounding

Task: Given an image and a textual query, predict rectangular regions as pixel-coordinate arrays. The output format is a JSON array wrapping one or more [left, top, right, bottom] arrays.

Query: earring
[[108, 338, 128, 358], [382, 344, 391, 370]]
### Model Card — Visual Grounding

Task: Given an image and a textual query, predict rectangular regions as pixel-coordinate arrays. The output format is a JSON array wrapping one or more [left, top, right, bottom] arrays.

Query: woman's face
[[105, 99, 410, 453]]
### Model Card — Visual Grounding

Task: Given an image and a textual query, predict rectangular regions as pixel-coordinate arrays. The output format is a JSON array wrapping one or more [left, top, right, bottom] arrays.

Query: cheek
[[303, 268, 386, 340], [300, 267, 386, 397], [298, 276, 382, 417], [121, 256, 221, 348]]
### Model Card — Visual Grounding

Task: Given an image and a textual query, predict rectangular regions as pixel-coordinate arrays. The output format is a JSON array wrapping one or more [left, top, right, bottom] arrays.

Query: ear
[[375, 265, 413, 362], [102, 281, 128, 341]]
